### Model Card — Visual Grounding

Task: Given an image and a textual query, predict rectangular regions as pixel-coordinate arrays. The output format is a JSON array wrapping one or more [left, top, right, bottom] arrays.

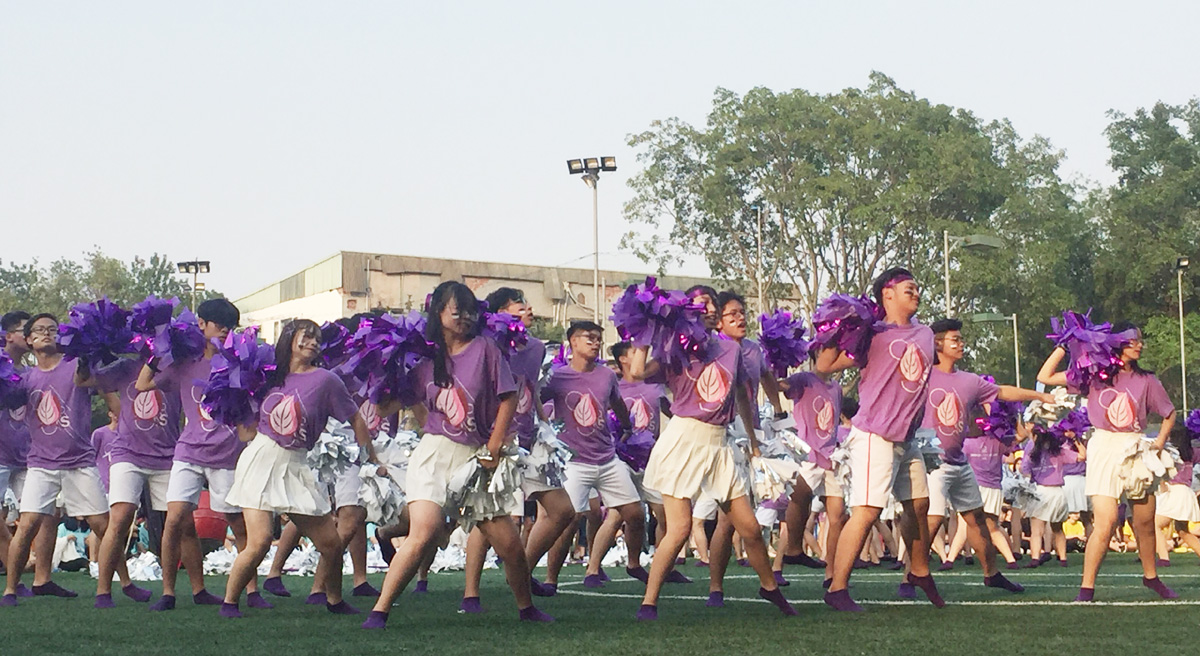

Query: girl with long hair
[[1154, 424, 1200, 564], [1019, 427, 1082, 567]]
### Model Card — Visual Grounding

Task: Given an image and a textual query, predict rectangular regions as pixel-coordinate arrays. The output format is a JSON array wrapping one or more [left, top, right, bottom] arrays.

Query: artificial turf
[[5, 553, 1199, 656]]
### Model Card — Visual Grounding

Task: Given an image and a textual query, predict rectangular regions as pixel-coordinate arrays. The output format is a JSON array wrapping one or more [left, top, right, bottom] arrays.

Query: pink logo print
[[36, 392, 61, 428], [517, 383, 533, 414], [435, 386, 468, 428], [198, 403, 213, 422], [269, 395, 301, 436], [133, 390, 161, 421], [1105, 392, 1135, 430], [815, 398, 833, 433], [573, 394, 599, 428], [631, 398, 651, 431], [696, 362, 730, 404], [899, 342, 925, 383], [359, 399, 381, 431], [936, 392, 960, 429]]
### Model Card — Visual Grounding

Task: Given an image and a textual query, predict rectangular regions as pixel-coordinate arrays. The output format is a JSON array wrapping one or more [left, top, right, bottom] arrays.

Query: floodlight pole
[[583, 171, 600, 324]]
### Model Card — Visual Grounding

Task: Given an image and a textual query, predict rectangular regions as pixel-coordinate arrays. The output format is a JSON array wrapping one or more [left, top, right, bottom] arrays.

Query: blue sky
[[2, 1, 1196, 298]]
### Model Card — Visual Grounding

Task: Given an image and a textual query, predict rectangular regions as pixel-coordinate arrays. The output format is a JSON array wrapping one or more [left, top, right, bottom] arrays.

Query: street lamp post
[[177, 259, 211, 310], [1178, 257, 1190, 413], [970, 312, 1020, 387], [943, 231, 1004, 316], [567, 157, 617, 324]]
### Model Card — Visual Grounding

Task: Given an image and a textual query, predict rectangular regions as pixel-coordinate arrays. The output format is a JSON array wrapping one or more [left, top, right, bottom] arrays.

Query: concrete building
[[234, 251, 718, 344]]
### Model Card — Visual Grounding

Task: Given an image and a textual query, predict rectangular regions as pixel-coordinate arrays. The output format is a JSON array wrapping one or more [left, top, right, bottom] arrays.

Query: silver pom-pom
[[1027, 387, 1083, 426], [307, 419, 361, 485], [749, 456, 798, 505], [912, 428, 943, 472], [357, 465, 405, 526], [1117, 436, 1177, 500], [519, 421, 572, 488], [446, 444, 522, 532]]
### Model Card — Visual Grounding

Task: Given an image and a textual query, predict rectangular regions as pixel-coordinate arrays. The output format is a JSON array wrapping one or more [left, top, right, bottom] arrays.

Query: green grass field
[[5, 554, 1199, 656]]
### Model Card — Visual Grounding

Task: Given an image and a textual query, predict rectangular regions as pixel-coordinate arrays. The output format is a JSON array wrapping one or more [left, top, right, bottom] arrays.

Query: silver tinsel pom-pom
[[749, 456, 798, 505], [446, 444, 522, 532], [307, 419, 361, 485], [519, 421, 572, 488]]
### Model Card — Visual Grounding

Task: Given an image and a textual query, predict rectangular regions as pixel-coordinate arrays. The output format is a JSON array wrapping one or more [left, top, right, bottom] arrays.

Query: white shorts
[[797, 461, 826, 496], [843, 427, 929, 509], [1029, 485, 1068, 523], [0, 466, 26, 501], [166, 461, 240, 514], [822, 468, 844, 500], [627, 464, 663, 506], [333, 464, 363, 510], [20, 467, 108, 517], [755, 505, 778, 528], [979, 486, 1004, 517], [563, 458, 642, 513], [520, 476, 560, 499], [1063, 474, 1089, 513], [693, 494, 719, 521], [1156, 482, 1200, 523], [926, 462, 985, 517], [107, 462, 171, 511]]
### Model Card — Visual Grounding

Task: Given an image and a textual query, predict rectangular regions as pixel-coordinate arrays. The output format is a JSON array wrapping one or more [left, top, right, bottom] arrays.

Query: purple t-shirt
[[94, 358, 182, 470], [963, 434, 1011, 489], [543, 365, 620, 465], [1020, 448, 1076, 486], [1061, 439, 1086, 477], [23, 359, 96, 470], [91, 425, 118, 491], [920, 368, 999, 465], [666, 338, 749, 427], [736, 338, 768, 428], [618, 379, 666, 438], [1078, 371, 1173, 433], [785, 372, 842, 470], [852, 321, 934, 442], [258, 368, 358, 451], [156, 356, 243, 470], [508, 337, 546, 448], [411, 337, 517, 448], [0, 365, 30, 467]]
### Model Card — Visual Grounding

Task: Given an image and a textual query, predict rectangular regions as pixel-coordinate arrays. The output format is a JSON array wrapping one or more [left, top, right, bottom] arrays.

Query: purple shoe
[[1023, 559, 1041, 569], [909, 574, 946, 608], [675, 557, 686, 565], [192, 589, 223, 606], [1058, 559, 1069, 568], [664, 570, 693, 584], [14, 584, 33, 598], [530, 577, 556, 597], [94, 593, 115, 609], [361, 610, 388, 629], [822, 578, 832, 590], [984, 573, 1024, 593], [263, 577, 291, 598], [1006, 561, 1020, 570], [897, 582, 916, 599], [625, 566, 650, 583], [783, 553, 826, 568], [938, 560, 954, 571], [518, 606, 555, 622], [1144, 577, 1178, 599], [694, 560, 709, 568], [1074, 587, 1094, 602], [737, 558, 750, 567], [220, 602, 242, 619], [33, 581, 77, 598], [149, 595, 176, 612], [376, 526, 396, 564], [884, 561, 904, 571], [759, 587, 798, 616], [597, 568, 611, 582], [412, 580, 429, 595], [1039, 553, 1052, 564], [0, 594, 17, 607], [305, 592, 327, 605], [247, 592, 274, 609], [823, 589, 863, 612], [122, 584, 152, 603], [635, 604, 657, 621], [706, 591, 724, 608], [583, 574, 605, 589], [459, 597, 483, 614], [773, 571, 790, 587], [327, 600, 361, 615], [1157, 558, 1171, 568], [353, 582, 381, 597]]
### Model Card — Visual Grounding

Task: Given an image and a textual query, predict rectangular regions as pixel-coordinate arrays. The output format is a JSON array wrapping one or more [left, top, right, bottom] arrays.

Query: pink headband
[[884, 274, 914, 289]]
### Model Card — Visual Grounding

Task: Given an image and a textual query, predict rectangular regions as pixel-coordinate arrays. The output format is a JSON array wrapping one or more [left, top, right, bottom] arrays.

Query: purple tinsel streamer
[[482, 312, 529, 358], [0, 349, 26, 411], [616, 429, 656, 472], [129, 295, 181, 358], [807, 294, 883, 365], [57, 298, 135, 365], [758, 309, 810, 378], [1051, 409, 1091, 443], [202, 326, 276, 427], [1046, 310, 1137, 390], [609, 276, 708, 370], [319, 321, 352, 369], [1185, 409, 1200, 440], [336, 311, 435, 404], [974, 399, 1024, 446], [148, 308, 207, 369]]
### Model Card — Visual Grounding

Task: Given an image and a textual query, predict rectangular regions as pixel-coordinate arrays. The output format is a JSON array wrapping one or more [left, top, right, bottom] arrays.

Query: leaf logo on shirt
[[269, 395, 301, 437], [815, 398, 833, 433], [517, 382, 533, 415], [10, 406, 25, 422], [936, 392, 960, 429], [359, 399, 381, 431], [435, 386, 468, 428], [696, 362, 730, 404], [630, 398, 651, 431], [899, 342, 925, 383], [573, 393, 599, 428], [1106, 391, 1135, 430], [198, 403, 213, 422], [133, 390, 161, 421], [36, 392, 61, 428]]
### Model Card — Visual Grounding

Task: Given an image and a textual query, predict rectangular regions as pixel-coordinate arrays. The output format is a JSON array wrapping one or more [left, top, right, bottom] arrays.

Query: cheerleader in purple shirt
[[1019, 427, 1083, 566], [1038, 321, 1178, 600], [1154, 424, 1200, 565]]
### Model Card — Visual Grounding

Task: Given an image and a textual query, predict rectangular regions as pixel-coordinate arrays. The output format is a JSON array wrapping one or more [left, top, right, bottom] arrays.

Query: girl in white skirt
[[1154, 424, 1200, 565], [1038, 322, 1178, 601], [364, 281, 551, 629], [221, 319, 384, 618], [1019, 427, 1082, 567]]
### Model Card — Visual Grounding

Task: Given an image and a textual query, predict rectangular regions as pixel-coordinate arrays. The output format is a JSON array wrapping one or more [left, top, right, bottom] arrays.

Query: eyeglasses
[[576, 334, 602, 345], [938, 336, 965, 345], [722, 310, 746, 319], [28, 326, 56, 336]]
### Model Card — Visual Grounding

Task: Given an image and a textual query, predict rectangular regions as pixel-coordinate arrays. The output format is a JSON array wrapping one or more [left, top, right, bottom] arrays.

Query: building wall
[[241, 289, 346, 344]]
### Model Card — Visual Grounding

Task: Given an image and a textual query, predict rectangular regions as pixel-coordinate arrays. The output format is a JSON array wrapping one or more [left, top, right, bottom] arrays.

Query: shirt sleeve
[[1144, 376, 1175, 419], [975, 374, 1000, 407], [325, 372, 359, 423], [489, 340, 518, 399], [1019, 453, 1031, 476], [153, 361, 181, 393], [92, 359, 135, 393]]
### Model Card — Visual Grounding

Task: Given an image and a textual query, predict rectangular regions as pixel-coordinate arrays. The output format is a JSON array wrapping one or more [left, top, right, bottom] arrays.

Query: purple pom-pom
[[319, 321, 351, 369], [202, 326, 277, 427], [1052, 409, 1091, 441], [974, 399, 1024, 446], [616, 430, 656, 472], [57, 298, 135, 365], [758, 310, 810, 378], [482, 312, 529, 358], [609, 277, 708, 370], [336, 312, 435, 404], [0, 350, 26, 411], [1045, 310, 1136, 390], [129, 295, 178, 336], [149, 309, 207, 369], [807, 294, 883, 365], [1184, 409, 1200, 440]]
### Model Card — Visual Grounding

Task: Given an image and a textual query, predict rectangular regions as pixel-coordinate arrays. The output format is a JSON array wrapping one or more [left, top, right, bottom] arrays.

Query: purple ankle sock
[[361, 610, 388, 629], [1074, 587, 1094, 602], [33, 581, 77, 598], [123, 584, 152, 603], [758, 587, 798, 616], [626, 566, 650, 583], [598, 568, 611, 582], [897, 582, 916, 599], [353, 582, 381, 597], [192, 589, 222, 606], [0, 594, 17, 607], [412, 580, 428, 594], [635, 604, 657, 621], [263, 577, 291, 597], [823, 589, 863, 612], [822, 578, 832, 590], [518, 606, 555, 622], [984, 573, 1024, 593], [219, 602, 242, 618], [247, 592, 274, 609], [14, 584, 33, 598], [327, 600, 361, 615], [583, 574, 605, 589], [909, 574, 946, 608], [1144, 577, 1178, 599], [149, 595, 176, 611], [1058, 559, 1069, 568], [305, 592, 327, 605], [94, 593, 115, 609], [773, 571, 790, 587], [664, 570, 693, 584], [1006, 561, 1020, 570], [530, 577, 555, 597], [459, 597, 483, 614], [706, 591, 724, 608], [1156, 558, 1171, 568]]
